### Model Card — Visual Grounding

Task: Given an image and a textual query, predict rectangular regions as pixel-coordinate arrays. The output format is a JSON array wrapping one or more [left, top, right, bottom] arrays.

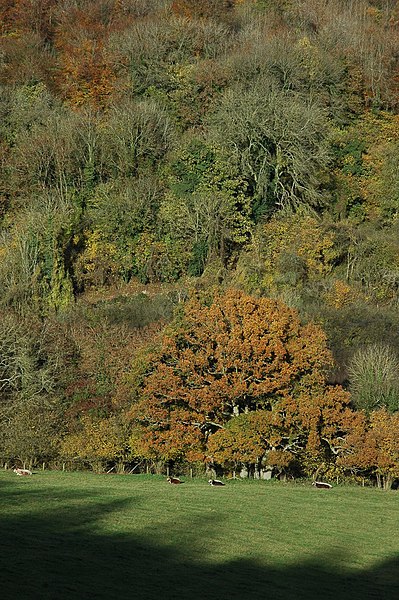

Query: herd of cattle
[[11, 468, 332, 488], [167, 476, 226, 486], [167, 476, 332, 489]]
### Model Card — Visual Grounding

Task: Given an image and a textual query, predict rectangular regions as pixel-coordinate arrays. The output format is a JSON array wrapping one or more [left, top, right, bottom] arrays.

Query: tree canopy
[[0, 0, 399, 486], [129, 289, 351, 472]]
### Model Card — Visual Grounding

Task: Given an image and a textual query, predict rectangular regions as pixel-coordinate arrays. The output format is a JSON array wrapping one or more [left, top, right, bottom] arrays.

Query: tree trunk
[[384, 475, 392, 490]]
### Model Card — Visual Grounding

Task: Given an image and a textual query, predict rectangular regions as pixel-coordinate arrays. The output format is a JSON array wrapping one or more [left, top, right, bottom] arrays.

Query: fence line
[[0, 457, 209, 477]]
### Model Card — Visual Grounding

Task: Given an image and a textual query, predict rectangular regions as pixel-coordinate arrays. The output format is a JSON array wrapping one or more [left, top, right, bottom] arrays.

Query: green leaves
[[207, 81, 331, 212], [161, 139, 252, 272]]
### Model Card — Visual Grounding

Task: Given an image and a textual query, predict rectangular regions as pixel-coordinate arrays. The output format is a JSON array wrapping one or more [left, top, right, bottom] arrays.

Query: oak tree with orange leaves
[[208, 380, 354, 478], [207, 409, 295, 477], [338, 408, 399, 489], [129, 289, 343, 465]]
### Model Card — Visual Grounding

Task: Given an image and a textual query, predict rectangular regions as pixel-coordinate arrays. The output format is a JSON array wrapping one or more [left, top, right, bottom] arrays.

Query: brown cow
[[167, 477, 184, 484]]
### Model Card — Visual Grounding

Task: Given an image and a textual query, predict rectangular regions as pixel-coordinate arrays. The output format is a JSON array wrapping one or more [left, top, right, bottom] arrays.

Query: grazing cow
[[312, 481, 332, 489], [167, 476, 184, 484], [208, 479, 225, 486], [13, 468, 32, 476]]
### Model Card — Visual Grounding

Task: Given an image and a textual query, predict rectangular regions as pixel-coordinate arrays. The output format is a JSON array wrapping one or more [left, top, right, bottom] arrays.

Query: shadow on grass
[[0, 484, 398, 600]]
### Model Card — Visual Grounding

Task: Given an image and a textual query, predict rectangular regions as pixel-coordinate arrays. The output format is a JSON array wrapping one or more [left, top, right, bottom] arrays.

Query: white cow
[[13, 467, 32, 476]]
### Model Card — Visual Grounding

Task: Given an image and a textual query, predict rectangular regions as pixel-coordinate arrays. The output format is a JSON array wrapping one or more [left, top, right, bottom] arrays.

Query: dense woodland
[[1, 0, 399, 487]]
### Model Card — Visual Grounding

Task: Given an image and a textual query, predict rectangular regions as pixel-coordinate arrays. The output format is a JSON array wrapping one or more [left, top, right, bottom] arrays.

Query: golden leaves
[[131, 289, 342, 463]]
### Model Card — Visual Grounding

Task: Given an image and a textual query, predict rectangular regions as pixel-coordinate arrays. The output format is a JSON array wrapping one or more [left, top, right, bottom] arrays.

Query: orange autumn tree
[[208, 381, 354, 478], [207, 409, 295, 477], [129, 289, 345, 467], [53, 1, 131, 109], [0, 0, 57, 38], [276, 384, 356, 478], [338, 408, 399, 490]]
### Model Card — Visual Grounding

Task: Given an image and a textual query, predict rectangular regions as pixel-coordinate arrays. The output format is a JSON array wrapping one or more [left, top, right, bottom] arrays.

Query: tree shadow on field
[[0, 484, 398, 600]]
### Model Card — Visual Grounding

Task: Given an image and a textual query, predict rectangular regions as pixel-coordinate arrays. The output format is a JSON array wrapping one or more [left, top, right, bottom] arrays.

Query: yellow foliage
[[365, 6, 382, 21], [61, 415, 126, 461], [324, 279, 360, 309], [75, 229, 120, 287], [82, 230, 117, 272], [334, 112, 399, 221], [261, 213, 337, 291]]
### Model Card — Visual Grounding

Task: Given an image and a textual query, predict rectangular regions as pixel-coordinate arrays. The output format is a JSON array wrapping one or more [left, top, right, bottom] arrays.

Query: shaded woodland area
[[1, 0, 399, 485]]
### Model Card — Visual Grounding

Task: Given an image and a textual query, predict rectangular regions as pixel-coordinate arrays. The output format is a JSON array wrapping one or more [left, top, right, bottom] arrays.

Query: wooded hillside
[[1, 0, 398, 485]]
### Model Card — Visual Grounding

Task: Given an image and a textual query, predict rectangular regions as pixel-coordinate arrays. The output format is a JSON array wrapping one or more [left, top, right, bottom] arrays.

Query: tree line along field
[[1, 1, 399, 485], [1, 471, 398, 600], [3, 289, 399, 489]]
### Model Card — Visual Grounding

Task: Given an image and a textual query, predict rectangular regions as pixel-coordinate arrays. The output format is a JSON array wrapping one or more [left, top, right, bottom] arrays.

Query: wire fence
[[0, 457, 211, 477]]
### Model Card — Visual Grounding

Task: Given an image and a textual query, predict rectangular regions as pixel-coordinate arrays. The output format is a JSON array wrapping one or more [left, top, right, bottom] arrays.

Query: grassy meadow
[[1, 471, 398, 600]]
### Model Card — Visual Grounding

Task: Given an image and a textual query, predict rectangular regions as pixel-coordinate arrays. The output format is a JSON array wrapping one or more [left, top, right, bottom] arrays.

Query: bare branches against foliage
[[348, 343, 399, 413], [99, 99, 175, 179], [207, 80, 331, 213]]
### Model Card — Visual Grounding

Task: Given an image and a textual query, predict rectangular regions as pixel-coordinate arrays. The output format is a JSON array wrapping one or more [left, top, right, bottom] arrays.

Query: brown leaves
[[130, 289, 340, 462], [0, 0, 57, 38], [171, 0, 235, 20], [339, 409, 399, 486]]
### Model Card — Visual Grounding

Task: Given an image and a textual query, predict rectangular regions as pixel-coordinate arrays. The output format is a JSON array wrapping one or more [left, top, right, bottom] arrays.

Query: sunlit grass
[[1, 471, 398, 599]]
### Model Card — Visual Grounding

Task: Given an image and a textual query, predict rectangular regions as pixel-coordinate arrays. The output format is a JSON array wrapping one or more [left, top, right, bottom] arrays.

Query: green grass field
[[1, 471, 398, 600]]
